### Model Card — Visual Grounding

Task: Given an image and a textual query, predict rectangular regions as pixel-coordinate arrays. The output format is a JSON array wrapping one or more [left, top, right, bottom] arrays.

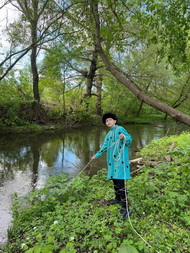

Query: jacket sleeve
[[119, 126, 132, 147], [93, 136, 108, 159]]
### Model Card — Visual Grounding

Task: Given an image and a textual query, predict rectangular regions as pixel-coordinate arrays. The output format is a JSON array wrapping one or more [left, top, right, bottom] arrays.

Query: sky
[[0, 0, 19, 48], [0, 1, 30, 70]]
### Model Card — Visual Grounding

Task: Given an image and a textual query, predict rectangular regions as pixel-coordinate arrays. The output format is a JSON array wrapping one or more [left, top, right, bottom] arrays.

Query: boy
[[92, 112, 132, 220]]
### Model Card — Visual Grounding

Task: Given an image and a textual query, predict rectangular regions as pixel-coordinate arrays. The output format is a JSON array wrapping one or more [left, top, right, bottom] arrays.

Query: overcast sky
[[0, 0, 19, 47], [0, 1, 30, 69]]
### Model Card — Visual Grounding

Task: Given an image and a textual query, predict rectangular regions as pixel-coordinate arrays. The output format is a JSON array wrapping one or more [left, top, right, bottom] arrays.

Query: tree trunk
[[85, 51, 98, 98], [30, 3, 40, 121], [80, 51, 98, 109], [91, 1, 190, 127], [164, 77, 190, 120], [136, 82, 151, 116], [96, 73, 103, 116], [31, 46, 40, 103], [31, 41, 41, 121], [62, 66, 67, 114]]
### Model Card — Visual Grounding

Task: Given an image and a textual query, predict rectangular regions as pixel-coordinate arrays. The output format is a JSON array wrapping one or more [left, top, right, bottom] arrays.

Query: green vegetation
[[2, 132, 190, 253], [1, 0, 190, 130]]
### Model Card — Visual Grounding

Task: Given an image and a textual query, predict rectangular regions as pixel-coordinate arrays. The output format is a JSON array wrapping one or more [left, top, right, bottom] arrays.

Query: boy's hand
[[119, 133, 124, 139], [91, 156, 96, 160]]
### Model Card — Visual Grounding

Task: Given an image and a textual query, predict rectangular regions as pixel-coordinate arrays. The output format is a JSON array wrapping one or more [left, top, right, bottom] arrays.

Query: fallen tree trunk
[[91, 1, 190, 127]]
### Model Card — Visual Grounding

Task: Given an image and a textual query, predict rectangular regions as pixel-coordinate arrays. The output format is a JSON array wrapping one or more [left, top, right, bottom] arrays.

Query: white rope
[[62, 159, 93, 192], [121, 135, 160, 253], [113, 138, 125, 165]]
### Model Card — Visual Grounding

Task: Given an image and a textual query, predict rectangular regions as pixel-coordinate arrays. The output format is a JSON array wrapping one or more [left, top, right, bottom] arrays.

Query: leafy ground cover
[[1, 133, 190, 253]]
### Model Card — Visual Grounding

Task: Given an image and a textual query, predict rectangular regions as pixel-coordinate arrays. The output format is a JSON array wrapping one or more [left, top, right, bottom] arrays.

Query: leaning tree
[[89, 0, 190, 126]]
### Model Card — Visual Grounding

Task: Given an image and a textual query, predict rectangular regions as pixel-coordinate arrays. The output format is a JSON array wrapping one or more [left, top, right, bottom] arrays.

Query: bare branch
[[0, 47, 30, 80]]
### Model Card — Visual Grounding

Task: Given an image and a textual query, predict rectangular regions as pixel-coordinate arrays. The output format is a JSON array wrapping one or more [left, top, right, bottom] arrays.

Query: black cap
[[102, 113, 118, 124]]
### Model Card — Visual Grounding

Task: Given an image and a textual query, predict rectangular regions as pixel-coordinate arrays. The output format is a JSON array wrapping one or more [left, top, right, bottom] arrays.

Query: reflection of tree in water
[[40, 138, 62, 167], [0, 132, 60, 186], [0, 135, 33, 183], [60, 127, 107, 174]]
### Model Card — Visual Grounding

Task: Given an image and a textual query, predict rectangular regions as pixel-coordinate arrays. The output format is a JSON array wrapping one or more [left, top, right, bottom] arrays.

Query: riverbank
[[0, 102, 166, 135], [0, 113, 175, 136], [1, 132, 190, 252]]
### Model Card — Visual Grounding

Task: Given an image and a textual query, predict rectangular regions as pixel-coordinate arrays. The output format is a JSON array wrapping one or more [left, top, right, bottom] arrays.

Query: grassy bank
[[1, 133, 190, 253]]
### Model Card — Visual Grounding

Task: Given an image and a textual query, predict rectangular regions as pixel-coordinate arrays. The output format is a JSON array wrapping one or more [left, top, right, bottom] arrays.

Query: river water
[[0, 122, 188, 244]]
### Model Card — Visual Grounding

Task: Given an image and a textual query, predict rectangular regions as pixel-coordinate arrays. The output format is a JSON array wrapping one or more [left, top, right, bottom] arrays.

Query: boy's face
[[105, 118, 117, 128]]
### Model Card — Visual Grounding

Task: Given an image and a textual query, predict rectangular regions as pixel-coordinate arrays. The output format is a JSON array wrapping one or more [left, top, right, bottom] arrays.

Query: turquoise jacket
[[94, 125, 132, 180]]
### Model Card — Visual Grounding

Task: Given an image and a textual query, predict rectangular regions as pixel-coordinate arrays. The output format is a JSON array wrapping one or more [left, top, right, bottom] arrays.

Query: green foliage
[[0, 68, 35, 128], [119, 244, 139, 253], [138, 132, 190, 161], [2, 133, 190, 252], [143, 0, 190, 71], [0, 102, 25, 128], [125, 113, 165, 124]]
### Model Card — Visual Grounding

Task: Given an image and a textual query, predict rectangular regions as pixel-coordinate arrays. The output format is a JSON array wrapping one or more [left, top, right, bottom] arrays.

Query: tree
[[91, 0, 190, 126], [144, 0, 190, 71], [1, 0, 73, 120], [122, 45, 190, 116], [41, 6, 104, 114]]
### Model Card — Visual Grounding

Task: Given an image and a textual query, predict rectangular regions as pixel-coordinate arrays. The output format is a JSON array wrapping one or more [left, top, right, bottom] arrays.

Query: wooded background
[[0, 0, 190, 127]]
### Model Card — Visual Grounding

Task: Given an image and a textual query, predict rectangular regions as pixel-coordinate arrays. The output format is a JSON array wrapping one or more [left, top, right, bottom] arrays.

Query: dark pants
[[112, 179, 128, 208]]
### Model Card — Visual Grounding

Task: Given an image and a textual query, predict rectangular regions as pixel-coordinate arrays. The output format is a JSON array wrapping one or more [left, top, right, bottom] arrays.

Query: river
[[0, 122, 188, 244]]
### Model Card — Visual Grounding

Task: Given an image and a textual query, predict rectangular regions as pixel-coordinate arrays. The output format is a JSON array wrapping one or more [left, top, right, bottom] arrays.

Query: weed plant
[[2, 133, 190, 253]]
